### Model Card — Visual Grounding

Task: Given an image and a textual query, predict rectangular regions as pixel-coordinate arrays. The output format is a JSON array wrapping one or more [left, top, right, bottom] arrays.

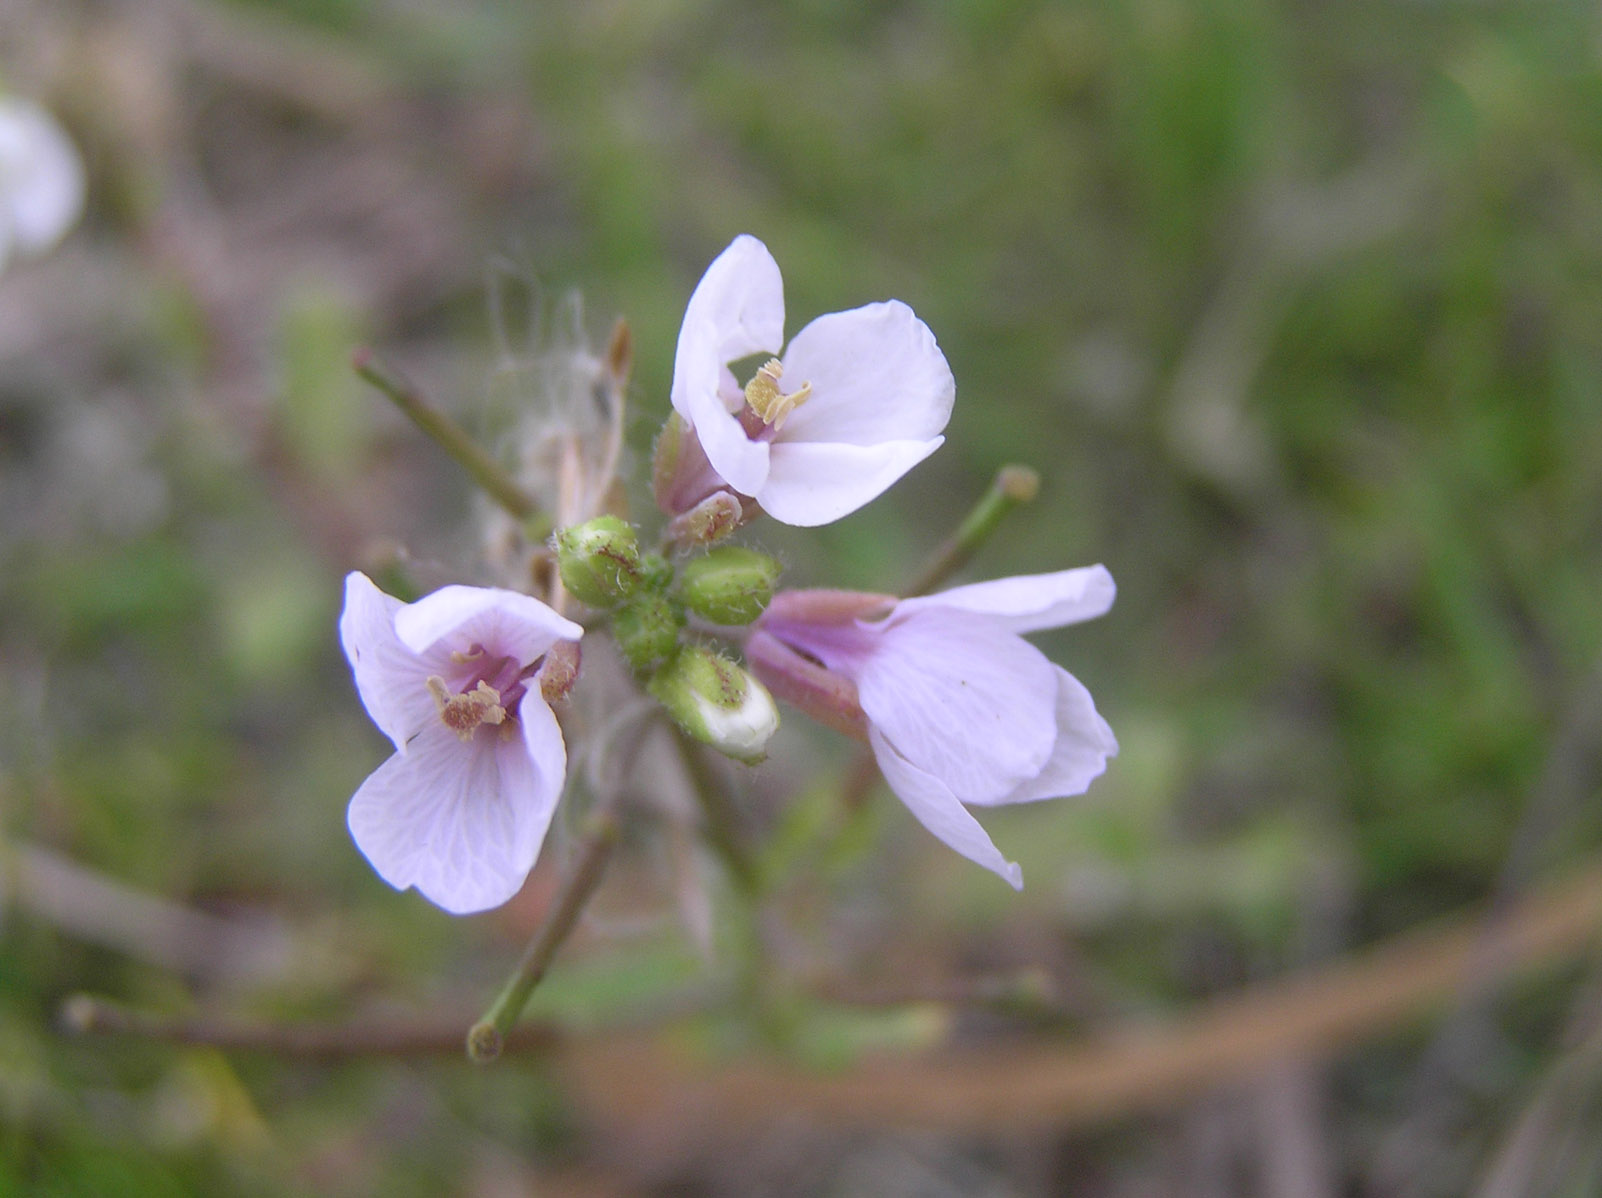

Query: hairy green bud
[[612, 592, 684, 674], [553, 516, 642, 608], [637, 552, 674, 593], [677, 547, 782, 625], [648, 646, 779, 765]]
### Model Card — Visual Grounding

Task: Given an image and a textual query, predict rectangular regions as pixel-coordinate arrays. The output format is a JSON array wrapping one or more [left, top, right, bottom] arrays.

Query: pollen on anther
[[743, 358, 812, 431], [427, 676, 508, 741]]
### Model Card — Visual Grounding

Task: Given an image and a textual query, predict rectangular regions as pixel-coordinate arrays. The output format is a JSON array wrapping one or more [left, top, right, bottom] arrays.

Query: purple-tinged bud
[[648, 646, 779, 764], [745, 630, 869, 742], [653, 412, 735, 518], [553, 516, 642, 608], [763, 589, 896, 626], [678, 547, 782, 625], [536, 640, 582, 703], [666, 490, 745, 548], [652, 412, 688, 506]]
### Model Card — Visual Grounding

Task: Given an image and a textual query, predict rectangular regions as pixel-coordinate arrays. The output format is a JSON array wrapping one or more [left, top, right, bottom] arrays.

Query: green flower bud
[[648, 646, 779, 765], [677, 547, 782, 625], [612, 592, 684, 674], [637, 552, 674, 594], [553, 516, 642, 608]]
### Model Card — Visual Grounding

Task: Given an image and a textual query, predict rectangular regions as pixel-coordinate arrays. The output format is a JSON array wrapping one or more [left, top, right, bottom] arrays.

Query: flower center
[[742, 358, 811, 431], [427, 677, 507, 740], [426, 647, 532, 742]]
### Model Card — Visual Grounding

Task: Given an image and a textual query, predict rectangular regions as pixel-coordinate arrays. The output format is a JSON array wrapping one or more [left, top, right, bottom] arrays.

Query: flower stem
[[466, 810, 621, 1062], [352, 347, 542, 524], [902, 464, 1040, 597], [673, 730, 761, 898]]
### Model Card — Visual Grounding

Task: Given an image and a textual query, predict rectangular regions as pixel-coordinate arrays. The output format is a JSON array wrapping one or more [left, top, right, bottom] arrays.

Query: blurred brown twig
[[60, 994, 560, 1061], [558, 856, 1602, 1136]]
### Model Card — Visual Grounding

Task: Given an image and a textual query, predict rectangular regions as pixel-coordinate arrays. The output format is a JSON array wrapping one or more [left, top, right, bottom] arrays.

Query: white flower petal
[[716, 364, 748, 414], [672, 235, 785, 387], [395, 585, 582, 660], [686, 375, 773, 497], [778, 301, 955, 447], [855, 609, 1058, 802], [667, 237, 785, 488], [671, 323, 743, 428], [977, 668, 1118, 806], [758, 436, 945, 526], [503, 691, 568, 870], [347, 722, 534, 915], [899, 565, 1116, 634], [339, 572, 434, 752], [0, 99, 84, 256], [870, 728, 1023, 889]]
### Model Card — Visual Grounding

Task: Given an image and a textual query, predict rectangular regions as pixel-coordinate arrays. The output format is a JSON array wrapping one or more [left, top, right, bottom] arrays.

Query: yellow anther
[[743, 358, 812, 431], [427, 676, 507, 741]]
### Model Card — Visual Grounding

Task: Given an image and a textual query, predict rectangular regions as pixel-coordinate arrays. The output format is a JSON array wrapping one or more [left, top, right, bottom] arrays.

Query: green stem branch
[[467, 810, 621, 1062], [352, 347, 541, 523], [674, 731, 761, 898], [902, 464, 1040, 597]]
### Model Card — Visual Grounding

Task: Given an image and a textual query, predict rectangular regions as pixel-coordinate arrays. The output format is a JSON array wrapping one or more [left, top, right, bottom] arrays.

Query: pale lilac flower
[[746, 566, 1118, 888], [0, 97, 84, 270], [667, 234, 954, 527], [339, 572, 584, 914]]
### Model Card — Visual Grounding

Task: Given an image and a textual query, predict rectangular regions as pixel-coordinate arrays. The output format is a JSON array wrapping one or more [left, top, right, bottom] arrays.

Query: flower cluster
[[343, 235, 1116, 913]]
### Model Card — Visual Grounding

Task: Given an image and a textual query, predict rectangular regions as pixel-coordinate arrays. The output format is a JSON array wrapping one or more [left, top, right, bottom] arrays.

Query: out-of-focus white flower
[[746, 567, 1118, 888], [340, 573, 584, 914], [0, 97, 84, 270], [665, 235, 954, 527]]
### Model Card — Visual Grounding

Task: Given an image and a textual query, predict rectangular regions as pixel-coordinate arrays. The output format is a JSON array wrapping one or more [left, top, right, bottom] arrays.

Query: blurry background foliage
[[3, 0, 1602, 1193]]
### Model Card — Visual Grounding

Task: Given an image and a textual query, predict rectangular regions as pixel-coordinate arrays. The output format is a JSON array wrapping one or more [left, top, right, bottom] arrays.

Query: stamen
[[427, 676, 508, 741], [743, 358, 812, 431]]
